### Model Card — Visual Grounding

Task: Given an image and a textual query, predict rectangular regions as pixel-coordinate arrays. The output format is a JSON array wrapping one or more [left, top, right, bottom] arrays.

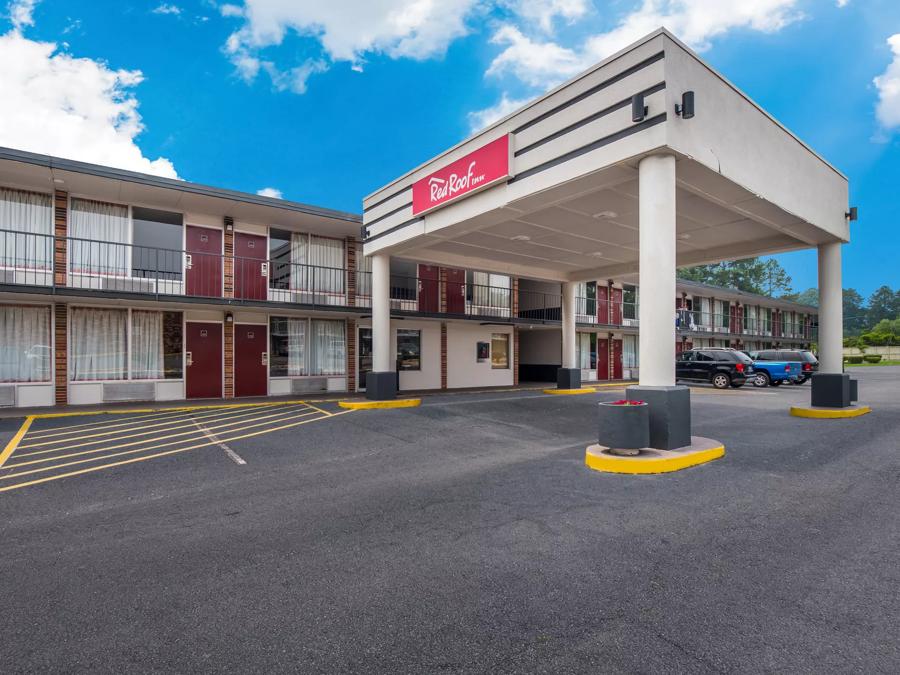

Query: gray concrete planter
[[597, 400, 650, 456]]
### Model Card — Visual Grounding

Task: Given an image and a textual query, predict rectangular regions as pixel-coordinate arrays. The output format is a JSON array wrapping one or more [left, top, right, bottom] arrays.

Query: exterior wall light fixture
[[631, 93, 648, 123], [846, 206, 858, 221], [675, 91, 695, 119]]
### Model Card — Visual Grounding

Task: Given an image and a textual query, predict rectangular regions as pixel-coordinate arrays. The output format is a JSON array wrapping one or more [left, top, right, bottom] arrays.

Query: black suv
[[676, 348, 754, 389], [751, 349, 819, 383]]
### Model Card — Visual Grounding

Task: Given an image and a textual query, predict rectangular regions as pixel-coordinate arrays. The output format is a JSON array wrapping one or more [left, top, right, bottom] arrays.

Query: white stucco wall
[[446, 323, 515, 389]]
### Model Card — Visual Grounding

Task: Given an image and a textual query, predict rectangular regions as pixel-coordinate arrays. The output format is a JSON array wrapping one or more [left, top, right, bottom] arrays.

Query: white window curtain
[[309, 235, 344, 294], [623, 335, 638, 368], [131, 310, 164, 379], [287, 318, 307, 376], [471, 271, 510, 308], [70, 307, 127, 381], [0, 188, 53, 270], [356, 244, 372, 298], [577, 333, 592, 369], [70, 198, 129, 275], [700, 298, 711, 328], [0, 305, 51, 382], [309, 319, 345, 376]]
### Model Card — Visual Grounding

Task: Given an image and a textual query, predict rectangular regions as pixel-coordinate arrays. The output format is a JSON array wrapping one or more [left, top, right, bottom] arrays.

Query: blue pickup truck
[[744, 351, 802, 387]]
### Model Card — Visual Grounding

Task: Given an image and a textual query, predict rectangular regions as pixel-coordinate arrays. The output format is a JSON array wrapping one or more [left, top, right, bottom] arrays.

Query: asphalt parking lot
[[1, 369, 898, 673]]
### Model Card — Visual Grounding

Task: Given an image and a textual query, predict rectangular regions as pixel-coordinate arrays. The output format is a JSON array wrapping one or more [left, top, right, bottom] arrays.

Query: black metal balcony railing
[[0, 229, 817, 338]]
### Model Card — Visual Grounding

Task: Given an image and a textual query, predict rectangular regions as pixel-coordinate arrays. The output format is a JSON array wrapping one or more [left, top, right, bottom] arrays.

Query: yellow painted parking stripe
[[2, 406, 320, 471], [22, 403, 284, 442], [17, 403, 288, 452], [300, 401, 335, 417], [25, 407, 210, 437], [0, 417, 34, 469], [25, 399, 320, 421], [0, 410, 353, 492]]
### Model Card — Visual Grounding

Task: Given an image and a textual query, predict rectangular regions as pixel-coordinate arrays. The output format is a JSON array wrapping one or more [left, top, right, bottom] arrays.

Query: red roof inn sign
[[411, 135, 513, 216]]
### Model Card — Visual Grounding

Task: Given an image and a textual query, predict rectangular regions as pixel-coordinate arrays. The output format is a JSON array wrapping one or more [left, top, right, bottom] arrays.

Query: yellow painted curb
[[338, 398, 421, 410], [789, 405, 872, 419], [0, 416, 34, 468], [543, 388, 596, 395], [585, 437, 725, 475]]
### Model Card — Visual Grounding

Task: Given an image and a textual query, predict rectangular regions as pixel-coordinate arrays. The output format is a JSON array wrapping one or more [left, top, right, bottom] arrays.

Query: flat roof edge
[[0, 146, 363, 224]]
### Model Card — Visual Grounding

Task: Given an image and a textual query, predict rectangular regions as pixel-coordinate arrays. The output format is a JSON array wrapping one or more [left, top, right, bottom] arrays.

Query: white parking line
[[192, 417, 247, 465]]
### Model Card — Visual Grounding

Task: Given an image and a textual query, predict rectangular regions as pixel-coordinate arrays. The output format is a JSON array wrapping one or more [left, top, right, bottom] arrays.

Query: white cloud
[[7, 0, 38, 30], [152, 3, 182, 15], [503, 0, 589, 33], [486, 24, 585, 88], [467, 93, 530, 132], [221, 0, 480, 92], [874, 34, 900, 131], [836, 0, 849, 6], [0, 30, 178, 178], [256, 187, 283, 198]]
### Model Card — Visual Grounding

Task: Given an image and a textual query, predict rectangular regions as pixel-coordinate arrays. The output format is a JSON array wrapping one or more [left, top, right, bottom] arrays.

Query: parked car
[[744, 352, 801, 387], [676, 348, 753, 389], [751, 349, 819, 384]]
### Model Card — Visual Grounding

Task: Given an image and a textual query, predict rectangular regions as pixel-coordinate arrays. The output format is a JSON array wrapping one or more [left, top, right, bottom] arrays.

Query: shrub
[[863, 354, 882, 363], [846, 355, 864, 364]]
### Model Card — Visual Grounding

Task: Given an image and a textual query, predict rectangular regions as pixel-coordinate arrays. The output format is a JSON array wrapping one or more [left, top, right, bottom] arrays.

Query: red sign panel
[[412, 135, 511, 216]]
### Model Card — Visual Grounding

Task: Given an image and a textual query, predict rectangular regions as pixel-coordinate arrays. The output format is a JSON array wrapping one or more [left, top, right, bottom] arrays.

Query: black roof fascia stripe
[[364, 200, 413, 228], [515, 82, 666, 157], [364, 185, 412, 214], [512, 51, 665, 135], [510, 112, 667, 184], [362, 216, 423, 244], [0, 146, 362, 224]]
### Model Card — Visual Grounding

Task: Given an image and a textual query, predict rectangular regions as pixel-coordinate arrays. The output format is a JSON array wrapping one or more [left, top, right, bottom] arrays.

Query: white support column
[[561, 281, 577, 370], [817, 241, 843, 374], [638, 153, 677, 387], [371, 253, 392, 373]]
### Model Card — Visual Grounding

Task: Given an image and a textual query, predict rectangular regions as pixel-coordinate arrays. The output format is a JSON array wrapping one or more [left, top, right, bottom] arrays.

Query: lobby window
[[269, 317, 346, 377], [491, 333, 510, 369], [70, 307, 128, 381], [0, 304, 51, 382], [132, 207, 183, 281], [0, 187, 53, 270], [397, 329, 421, 371], [577, 333, 597, 369]]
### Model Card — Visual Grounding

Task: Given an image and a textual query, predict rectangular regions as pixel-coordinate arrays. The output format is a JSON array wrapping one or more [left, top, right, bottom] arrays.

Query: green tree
[[677, 257, 793, 296], [866, 285, 900, 326], [843, 288, 868, 336], [781, 287, 818, 306]]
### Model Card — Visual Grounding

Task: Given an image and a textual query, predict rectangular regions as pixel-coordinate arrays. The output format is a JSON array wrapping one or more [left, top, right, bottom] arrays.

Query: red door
[[598, 286, 609, 324], [234, 232, 268, 300], [186, 322, 222, 399], [418, 264, 439, 313], [611, 287, 623, 325], [675, 340, 683, 356], [445, 268, 466, 314], [597, 338, 609, 380], [186, 226, 222, 297], [234, 324, 267, 397], [612, 339, 623, 380]]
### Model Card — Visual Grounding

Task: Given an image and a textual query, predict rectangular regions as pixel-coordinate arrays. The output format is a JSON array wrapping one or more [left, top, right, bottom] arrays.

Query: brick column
[[347, 318, 357, 392], [224, 320, 234, 398], [54, 191, 68, 287], [54, 303, 67, 405], [513, 326, 520, 386], [346, 236, 357, 307], [223, 216, 234, 298], [511, 277, 519, 319], [439, 267, 448, 314], [440, 322, 448, 390], [606, 279, 614, 324]]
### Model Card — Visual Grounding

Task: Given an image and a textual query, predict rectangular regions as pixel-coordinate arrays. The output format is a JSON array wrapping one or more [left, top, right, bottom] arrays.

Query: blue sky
[[1, 0, 898, 297]]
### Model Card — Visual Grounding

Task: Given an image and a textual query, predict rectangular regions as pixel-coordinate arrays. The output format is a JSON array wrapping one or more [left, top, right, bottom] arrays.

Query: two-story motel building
[[0, 30, 829, 410]]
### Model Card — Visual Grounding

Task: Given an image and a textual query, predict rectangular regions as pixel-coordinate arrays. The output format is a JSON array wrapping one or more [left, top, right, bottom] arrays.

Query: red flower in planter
[[610, 399, 645, 405]]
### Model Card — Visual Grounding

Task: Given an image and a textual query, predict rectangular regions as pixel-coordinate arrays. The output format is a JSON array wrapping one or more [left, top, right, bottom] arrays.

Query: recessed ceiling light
[[594, 210, 618, 219], [678, 233, 691, 240], [589, 251, 604, 258], [511, 234, 531, 241], [53, 178, 65, 184]]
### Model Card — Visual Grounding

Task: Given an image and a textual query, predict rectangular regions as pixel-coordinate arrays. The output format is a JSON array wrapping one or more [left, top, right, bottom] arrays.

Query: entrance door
[[597, 286, 609, 324], [185, 226, 222, 297], [234, 232, 268, 300], [445, 267, 466, 314], [612, 339, 623, 379], [417, 264, 439, 313], [597, 337, 609, 380], [610, 287, 623, 325], [358, 327, 373, 390], [186, 322, 223, 399], [234, 324, 267, 397]]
